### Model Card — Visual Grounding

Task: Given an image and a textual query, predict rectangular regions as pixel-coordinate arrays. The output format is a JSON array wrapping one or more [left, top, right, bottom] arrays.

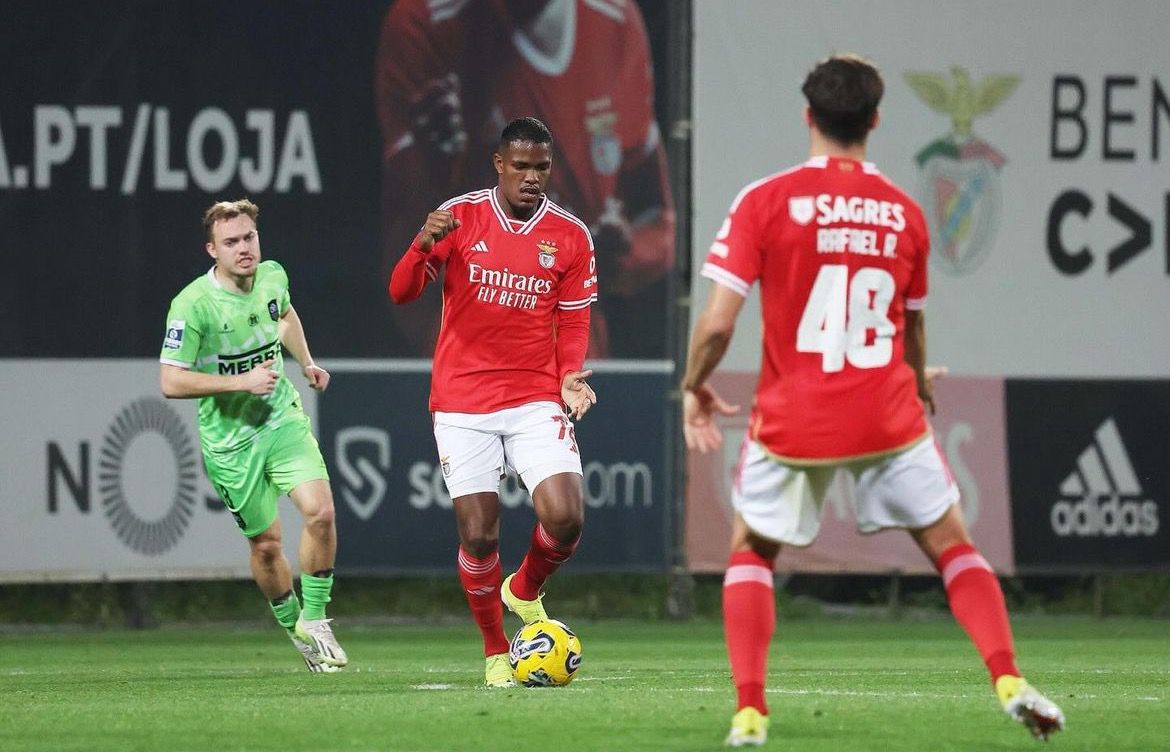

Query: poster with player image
[[1006, 380, 1170, 571], [1, 1, 677, 360], [374, 0, 676, 358], [318, 367, 671, 572]]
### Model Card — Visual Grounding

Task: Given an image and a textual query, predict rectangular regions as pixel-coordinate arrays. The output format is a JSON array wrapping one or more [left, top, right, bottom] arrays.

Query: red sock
[[723, 550, 776, 715], [937, 543, 1020, 682], [457, 548, 509, 656], [511, 524, 579, 600]]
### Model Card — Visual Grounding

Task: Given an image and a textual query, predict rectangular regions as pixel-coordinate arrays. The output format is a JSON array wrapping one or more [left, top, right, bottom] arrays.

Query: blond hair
[[203, 199, 259, 242]]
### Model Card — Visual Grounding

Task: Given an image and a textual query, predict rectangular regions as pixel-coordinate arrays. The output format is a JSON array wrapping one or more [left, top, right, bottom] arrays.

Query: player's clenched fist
[[409, 74, 468, 157], [240, 359, 279, 395], [417, 210, 462, 251]]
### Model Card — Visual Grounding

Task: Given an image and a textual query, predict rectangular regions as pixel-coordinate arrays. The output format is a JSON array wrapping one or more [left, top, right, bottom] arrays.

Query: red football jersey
[[704, 156, 931, 462], [375, 0, 657, 228], [425, 188, 596, 413]]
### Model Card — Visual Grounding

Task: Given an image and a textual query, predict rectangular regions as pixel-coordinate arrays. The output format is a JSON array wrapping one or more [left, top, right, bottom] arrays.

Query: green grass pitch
[[1, 617, 1166, 751]]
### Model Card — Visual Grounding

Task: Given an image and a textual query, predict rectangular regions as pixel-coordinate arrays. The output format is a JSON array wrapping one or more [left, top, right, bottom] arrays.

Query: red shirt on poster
[[375, 0, 657, 235]]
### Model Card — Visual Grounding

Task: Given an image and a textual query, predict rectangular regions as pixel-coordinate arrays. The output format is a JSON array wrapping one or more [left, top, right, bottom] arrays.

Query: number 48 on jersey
[[797, 264, 896, 373]]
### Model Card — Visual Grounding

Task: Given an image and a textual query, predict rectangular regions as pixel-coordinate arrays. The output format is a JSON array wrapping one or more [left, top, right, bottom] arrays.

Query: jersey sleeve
[[423, 239, 453, 281], [904, 205, 929, 311], [617, 3, 657, 164], [423, 204, 464, 279], [374, 0, 452, 162], [159, 296, 203, 369], [265, 260, 293, 313], [701, 186, 764, 297], [558, 228, 598, 311]]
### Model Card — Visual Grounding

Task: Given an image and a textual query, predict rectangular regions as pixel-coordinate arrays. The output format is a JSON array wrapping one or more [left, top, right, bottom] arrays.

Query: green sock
[[269, 590, 301, 633], [300, 571, 334, 621]]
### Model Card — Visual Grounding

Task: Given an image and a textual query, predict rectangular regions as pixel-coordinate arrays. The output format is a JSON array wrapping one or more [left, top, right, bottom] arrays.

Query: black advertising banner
[[318, 370, 671, 573], [1006, 380, 1170, 571], [1, 1, 675, 359], [1, 1, 387, 356]]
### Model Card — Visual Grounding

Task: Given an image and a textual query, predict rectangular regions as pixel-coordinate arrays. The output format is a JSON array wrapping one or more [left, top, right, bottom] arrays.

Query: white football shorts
[[732, 434, 959, 545], [433, 401, 583, 499]]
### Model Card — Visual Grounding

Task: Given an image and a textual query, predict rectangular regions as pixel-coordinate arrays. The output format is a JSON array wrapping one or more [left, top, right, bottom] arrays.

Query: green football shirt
[[160, 260, 304, 453]]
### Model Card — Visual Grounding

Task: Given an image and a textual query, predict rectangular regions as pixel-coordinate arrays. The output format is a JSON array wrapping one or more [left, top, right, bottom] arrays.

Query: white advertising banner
[[693, 0, 1170, 377], [0, 361, 316, 582]]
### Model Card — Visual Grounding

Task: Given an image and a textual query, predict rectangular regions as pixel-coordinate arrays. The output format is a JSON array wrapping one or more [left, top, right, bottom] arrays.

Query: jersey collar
[[489, 187, 549, 235], [511, 0, 576, 77], [806, 155, 880, 173]]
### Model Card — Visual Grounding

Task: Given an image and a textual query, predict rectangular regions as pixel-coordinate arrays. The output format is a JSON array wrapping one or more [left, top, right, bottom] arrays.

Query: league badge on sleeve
[[164, 320, 185, 350], [268, 299, 279, 321]]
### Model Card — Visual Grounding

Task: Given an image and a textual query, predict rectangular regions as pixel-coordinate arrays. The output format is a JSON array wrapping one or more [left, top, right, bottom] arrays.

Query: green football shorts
[[203, 416, 330, 538]]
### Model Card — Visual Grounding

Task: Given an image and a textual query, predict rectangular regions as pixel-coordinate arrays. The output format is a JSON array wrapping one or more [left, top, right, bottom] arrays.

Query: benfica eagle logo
[[905, 66, 1019, 276]]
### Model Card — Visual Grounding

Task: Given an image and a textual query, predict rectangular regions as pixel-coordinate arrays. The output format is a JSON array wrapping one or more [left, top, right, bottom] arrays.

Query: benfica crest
[[537, 240, 558, 269], [788, 196, 815, 226], [585, 108, 620, 176], [905, 66, 1019, 276]]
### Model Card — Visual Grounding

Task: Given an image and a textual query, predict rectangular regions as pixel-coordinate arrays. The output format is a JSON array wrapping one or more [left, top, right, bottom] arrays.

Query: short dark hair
[[801, 54, 884, 146], [499, 116, 553, 150]]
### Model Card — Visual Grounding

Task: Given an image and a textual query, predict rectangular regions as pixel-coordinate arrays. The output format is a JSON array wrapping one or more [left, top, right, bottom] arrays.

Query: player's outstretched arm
[[904, 310, 936, 414], [680, 283, 745, 452], [279, 305, 329, 392], [160, 362, 278, 398], [556, 305, 594, 419]]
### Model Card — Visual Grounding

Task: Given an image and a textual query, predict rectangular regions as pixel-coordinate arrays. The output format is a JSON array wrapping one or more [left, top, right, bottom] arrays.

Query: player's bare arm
[[561, 369, 597, 421], [904, 309, 934, 414], [416, 209, 461, 252], [681, 283, 745, 453], [279, 305, 329, 392], [160, 361, 278, 398]]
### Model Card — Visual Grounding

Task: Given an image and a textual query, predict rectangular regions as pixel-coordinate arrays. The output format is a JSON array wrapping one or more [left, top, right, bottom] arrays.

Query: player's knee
[[304, 500, 335, 530], [251, 538, 284, 566], [459, 532, 499, 559], [541, 508, 583, 544]]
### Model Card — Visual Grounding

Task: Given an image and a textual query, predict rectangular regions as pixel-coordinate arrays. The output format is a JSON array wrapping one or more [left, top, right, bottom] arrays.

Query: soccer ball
[[508, 619, 582, 686]]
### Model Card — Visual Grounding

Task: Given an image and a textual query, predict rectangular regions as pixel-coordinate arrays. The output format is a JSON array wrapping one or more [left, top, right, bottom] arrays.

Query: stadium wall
[[686, 0, 1170, 573], [0, 362, 673, 582]]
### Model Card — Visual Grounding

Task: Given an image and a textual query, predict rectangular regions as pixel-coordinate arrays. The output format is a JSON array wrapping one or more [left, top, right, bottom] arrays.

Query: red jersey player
[[389, 117, 597, 688], [375, 0, 674, 357], [681, 55, 1064, 746]]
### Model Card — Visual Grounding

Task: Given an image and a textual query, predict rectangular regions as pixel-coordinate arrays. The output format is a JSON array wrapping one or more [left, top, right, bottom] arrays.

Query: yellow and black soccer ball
[[508, 619, 582, 686]]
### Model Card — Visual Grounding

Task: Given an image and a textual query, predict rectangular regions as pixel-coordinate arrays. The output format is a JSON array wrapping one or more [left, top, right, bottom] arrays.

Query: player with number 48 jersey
[[702, 155, 930, 463], [683, 55, 1064, 748]]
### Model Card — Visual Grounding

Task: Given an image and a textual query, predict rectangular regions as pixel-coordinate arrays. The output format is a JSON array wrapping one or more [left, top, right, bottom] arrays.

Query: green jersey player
[[160, 199, 347, 672]]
